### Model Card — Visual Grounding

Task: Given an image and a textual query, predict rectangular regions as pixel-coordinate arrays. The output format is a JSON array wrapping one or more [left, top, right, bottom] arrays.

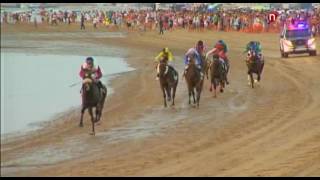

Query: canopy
[[250, 5, 270, 10]]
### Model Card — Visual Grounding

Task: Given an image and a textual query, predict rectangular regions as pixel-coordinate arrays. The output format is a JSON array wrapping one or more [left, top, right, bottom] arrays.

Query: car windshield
[[286, 29, 311, 38]]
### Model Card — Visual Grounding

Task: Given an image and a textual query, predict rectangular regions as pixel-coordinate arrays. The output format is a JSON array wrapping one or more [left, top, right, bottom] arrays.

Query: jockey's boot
[[226, 75, 230, 85], [183, 65, 188, 78], [200, 71, 204, 80], [197, 67, 204, 80], [197, 63, 204, 80]]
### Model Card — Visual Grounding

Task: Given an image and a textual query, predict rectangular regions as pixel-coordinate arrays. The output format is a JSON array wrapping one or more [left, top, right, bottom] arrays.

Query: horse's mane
[[83, 78, 93, 84]]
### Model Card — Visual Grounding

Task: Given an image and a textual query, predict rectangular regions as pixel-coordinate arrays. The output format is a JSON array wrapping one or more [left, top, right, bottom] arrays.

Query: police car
[[280, 21, 317, 58]]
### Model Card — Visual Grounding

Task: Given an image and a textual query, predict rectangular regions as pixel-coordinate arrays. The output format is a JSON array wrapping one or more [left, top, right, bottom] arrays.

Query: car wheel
[[309, 51, 317, 56], [280, 47, 284, 58]]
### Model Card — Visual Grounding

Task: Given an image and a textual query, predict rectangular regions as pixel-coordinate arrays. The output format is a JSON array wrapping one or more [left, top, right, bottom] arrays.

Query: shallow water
[[0, 52, 134, 135]]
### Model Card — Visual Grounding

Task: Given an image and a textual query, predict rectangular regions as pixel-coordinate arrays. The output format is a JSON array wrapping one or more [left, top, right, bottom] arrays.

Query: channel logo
[[268, 11, 279, 24]]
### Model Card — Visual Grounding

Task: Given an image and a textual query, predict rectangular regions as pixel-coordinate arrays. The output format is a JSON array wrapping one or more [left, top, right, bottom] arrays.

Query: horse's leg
[[209, 78, 213, 92], [95, 106, 100, 123], [162, 86, 167, 107], [257, 71, 261, 82], [247, 69, 251, 86], [88, 108, 95, 136], [220, 80, 224, 93], [258, 62, 265, 82], [172, 85, 177, 106], [166, 86, 171, 101], [192, 89, 196, 104], [250, 73, 254, 88], [222, 79, 226, 92], [213, 79, 217, 98], [79, 106, 86, 127], [196, 87, 201, 108]]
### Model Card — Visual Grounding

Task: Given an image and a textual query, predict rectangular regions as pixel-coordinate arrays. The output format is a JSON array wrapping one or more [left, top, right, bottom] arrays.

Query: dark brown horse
[[209, 55, 227, 98], [158, 59, 179, 107], [246, 49, 264, 88], [184, 58, 204, 107], [80, 70, 107, 136]]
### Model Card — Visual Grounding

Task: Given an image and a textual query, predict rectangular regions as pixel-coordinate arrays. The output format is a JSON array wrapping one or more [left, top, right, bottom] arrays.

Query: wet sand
[[1, 23, 320, 176]]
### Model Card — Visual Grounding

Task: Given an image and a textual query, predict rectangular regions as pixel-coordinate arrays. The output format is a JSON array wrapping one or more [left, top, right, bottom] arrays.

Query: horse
[[246, 48, 264, 88], [80, 70, 107, 136], [209, 55, 227, 98], [184, 58, 204, 108], [158, 58, 179, 107]]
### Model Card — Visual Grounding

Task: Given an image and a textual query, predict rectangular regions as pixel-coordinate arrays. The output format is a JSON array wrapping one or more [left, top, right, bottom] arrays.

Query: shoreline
[[0, 32, 136, 141], [1, 43, 135, 144]]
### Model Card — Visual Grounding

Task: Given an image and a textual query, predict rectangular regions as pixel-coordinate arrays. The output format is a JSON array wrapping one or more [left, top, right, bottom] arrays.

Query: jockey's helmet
[[216, 40, 228, 52], [86, 57, 94, 64], [163, 47, 169, 53], [217, 40, 224, 45], [196, 40, 204, 51]]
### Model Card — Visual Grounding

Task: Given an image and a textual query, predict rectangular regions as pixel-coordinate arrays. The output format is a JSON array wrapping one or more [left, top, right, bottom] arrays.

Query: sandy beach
[[1, 23, 320, 176]]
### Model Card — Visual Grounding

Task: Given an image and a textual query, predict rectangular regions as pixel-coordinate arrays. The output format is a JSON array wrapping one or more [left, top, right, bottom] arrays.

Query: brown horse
[[209, 55, 227, 98], [80, 70, 107, 136], [184, 58, 204, 107], [246, 49, 264, 88], [158, 59, 179, 107]]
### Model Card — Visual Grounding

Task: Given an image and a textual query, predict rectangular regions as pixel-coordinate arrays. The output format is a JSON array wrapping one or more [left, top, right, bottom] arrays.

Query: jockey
[[205, 40, 230, 84], [154, 47, 174, 80], [244, 41, 263, 62], [79, 57, 106, 94], [184, 40, 205, 79]]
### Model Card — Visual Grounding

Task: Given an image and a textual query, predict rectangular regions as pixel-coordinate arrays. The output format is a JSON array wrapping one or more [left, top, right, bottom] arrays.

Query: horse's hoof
[[96, 121, 102, 126], [79, 124, 83, 127], [90, 132, 95, 136], [220, 89, 224, 93], [209, 87, 212, 92]]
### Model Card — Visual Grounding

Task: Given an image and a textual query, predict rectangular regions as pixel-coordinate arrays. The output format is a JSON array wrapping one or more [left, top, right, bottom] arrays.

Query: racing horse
[[80, 69, 107, 136], [209, 54, 227, 98], [246, 48, 264, 88], [184, 57, 204, 108], [158, 57, 179, 107]]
